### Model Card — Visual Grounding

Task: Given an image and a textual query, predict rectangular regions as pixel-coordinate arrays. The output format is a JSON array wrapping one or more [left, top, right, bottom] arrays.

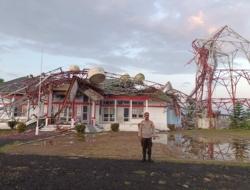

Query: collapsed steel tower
[[189, 25, 250, 128]]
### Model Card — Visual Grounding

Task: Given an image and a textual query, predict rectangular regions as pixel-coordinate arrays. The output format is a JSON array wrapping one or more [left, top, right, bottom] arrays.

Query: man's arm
[[151, 121, 156, 138], [138, 122, 142, 137]]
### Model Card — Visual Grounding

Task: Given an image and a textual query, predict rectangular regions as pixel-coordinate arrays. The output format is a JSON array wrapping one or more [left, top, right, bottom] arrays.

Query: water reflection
[[232, 140, 249, 161], [154, 133, 250, 162], [72, 133, 97, 143], [33, 133, 98, 147]]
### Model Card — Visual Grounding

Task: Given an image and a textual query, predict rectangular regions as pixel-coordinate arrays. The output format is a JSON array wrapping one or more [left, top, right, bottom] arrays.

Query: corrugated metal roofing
[[0, 75, 170, 101]]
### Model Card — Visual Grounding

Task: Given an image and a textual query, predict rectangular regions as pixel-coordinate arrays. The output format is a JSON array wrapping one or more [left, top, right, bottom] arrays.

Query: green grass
[[0, 130, 18, 153], [0, 144, 11, 153], [0, 141, 20, 153], [0, 129, 17, 137]]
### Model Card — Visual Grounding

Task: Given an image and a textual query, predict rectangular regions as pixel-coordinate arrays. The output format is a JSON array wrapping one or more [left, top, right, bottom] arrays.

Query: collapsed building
[[2, 25, 250, 131], [0, 66, 182, 131]]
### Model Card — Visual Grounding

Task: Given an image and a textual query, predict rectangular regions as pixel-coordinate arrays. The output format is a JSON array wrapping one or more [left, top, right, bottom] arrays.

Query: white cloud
[[188, 11, 205, 28], [0, 0, 250, 78]]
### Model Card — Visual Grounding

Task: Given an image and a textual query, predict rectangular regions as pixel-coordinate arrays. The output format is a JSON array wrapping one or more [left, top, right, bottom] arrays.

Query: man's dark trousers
[[141, 138, 152, 161]]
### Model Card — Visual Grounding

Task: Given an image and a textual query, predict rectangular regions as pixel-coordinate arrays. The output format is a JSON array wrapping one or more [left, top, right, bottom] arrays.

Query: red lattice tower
[[189, 25, 250, 128]]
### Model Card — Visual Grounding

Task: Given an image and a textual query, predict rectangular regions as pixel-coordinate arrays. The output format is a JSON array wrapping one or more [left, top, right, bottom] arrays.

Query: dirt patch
[[4, 132, 173, 160], [0, 154, 249, 190], [0, 129, 66, 148], [3, 131, 250, 163], [1, 130, 250, 189]]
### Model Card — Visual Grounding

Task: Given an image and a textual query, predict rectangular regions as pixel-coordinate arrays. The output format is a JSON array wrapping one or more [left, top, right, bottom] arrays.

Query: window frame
[[102, 107, 115, 122], [132, 107, 144, 119]]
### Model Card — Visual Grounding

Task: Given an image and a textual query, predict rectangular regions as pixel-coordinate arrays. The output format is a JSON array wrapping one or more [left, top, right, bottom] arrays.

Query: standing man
[[138, 112, 156, 162]]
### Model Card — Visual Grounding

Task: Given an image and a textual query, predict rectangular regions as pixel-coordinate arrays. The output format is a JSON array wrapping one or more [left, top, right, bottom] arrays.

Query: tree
[[232, 140, 248, 161], [230, 102, 248, 129], [0, 78, 4, 84], [242, 108, 250, 129], [245, 108, 250, 119], [230, 102, 243, 128], [183, 100, 196, 128]]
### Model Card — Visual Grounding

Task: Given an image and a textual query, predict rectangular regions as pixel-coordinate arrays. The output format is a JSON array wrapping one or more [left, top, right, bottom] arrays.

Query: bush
[[239, 120, 250, 130], [75, 123, 86, 134], [111, 123, 119, 132], [7, 120, 17, 130], [229, 102, 250, 129], [16, 122, 27, 133], [168, 124, 176, 131]]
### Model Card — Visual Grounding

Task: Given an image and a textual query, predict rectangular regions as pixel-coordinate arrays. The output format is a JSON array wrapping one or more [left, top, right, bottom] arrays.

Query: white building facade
[[0, 73, 169, 131]]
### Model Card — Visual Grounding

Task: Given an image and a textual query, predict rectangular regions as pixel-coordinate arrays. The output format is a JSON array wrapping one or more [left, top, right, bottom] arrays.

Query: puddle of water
[[154, 133, 250, 162], [41, 140, 56, 146], [76, 134, 97, 143], [36, 133, 99, 147], [85, 134, 96, 143]]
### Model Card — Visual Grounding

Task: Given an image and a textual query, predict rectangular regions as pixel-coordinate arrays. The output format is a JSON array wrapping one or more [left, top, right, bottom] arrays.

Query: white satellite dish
[[68, 65, 80, 72], [88, 67, 106, 84], [163, 81, 173, 93], [134, 73, 145, 84]]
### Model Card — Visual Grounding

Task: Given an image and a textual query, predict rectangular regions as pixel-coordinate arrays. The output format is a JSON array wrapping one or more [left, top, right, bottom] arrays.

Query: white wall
[[0, 110, 9, 120], [147, 107, 167, 130], [197, 118, 216, 129], [95, 105, 100, 123], [0, 122, 9, 129], [98, 106, 167, 131], [101, 123, 139, 132]]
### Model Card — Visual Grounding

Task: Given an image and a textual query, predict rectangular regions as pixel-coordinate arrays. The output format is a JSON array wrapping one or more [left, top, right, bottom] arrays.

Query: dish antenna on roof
[[120, 73, 134, 87], [134, 73, 145, 84], [120, 73, 130, 83], [68, 65, 80, 72], [163, 81, 173, 93], [88, 67, 106, 84]]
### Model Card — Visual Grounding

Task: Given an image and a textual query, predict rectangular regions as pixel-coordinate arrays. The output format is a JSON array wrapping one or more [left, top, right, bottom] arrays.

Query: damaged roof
[[0, 76, 34, 94], [0, 75, 171, 101], [97, 78, 171, 101]]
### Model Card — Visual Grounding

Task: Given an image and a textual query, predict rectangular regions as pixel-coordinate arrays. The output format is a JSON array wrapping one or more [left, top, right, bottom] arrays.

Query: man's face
[[144, 113, 149, 120]]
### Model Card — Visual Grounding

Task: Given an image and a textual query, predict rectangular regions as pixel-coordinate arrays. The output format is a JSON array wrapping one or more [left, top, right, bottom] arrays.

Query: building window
[[13, 106, 23, 117], [83, 106, 88, 121], [53, 93, 65, 100], [132, 101, 144, 119], [103, 107, 115, 122], [51, 105, 58, 115], [132, 108, 144, 119], [132, 101, 144, 106], [124, 108, 129, 121], [117, 100, 130, 106], [102, 100, 114, 106], [22, 106, 27, 117], [83, 95, 89, 102], [61, 107, 71, 122], [13, 105, 27, 117]]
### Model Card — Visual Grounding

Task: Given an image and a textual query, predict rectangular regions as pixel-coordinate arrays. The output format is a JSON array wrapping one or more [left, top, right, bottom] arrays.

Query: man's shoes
[[148, 159, 154, 163], [141, 158, 146, 162]]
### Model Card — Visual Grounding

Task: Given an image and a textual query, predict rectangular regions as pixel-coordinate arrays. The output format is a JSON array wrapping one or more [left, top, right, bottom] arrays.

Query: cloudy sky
[[0, 0, 250, 94]]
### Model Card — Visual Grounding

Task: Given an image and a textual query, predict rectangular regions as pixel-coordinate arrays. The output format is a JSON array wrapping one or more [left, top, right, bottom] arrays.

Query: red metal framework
[[189, 26, 250, 127], [0, 67, 185, 122], [0, 68, 89, 120]]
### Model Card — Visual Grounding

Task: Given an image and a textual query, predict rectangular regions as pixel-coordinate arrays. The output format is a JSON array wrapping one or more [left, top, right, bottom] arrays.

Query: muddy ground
[[0, 129, 57, 147], [0, 153, 250, 190], [2, 130, 250, 161], [2, 132, 174, 160], [1, 130, 250, 189]]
